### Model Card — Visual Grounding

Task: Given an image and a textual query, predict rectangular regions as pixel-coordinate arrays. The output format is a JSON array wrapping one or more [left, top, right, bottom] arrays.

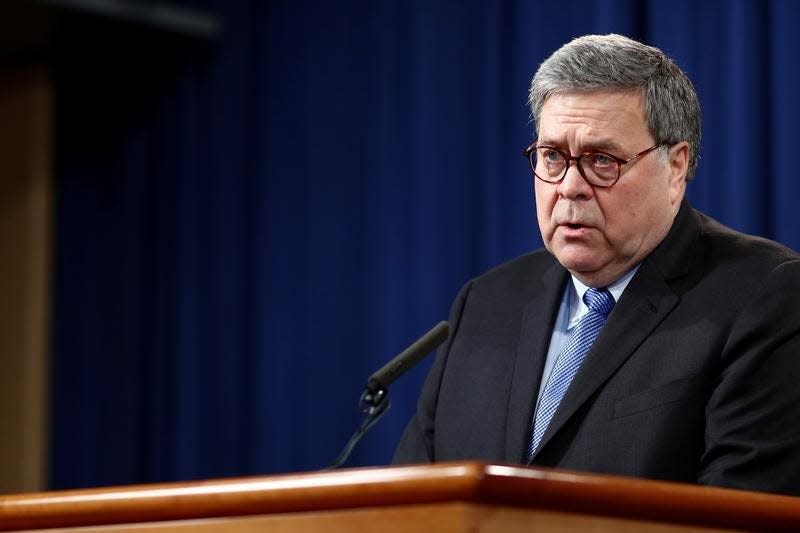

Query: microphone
[[327, 321, 450, 469], [366, 321, 450, 394]]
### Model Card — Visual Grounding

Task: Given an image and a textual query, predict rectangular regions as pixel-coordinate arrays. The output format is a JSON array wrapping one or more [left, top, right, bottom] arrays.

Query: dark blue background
[[50, 0, 800, 488]]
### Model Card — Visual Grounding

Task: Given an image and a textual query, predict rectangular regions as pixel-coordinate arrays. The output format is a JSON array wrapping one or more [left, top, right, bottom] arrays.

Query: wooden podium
[[0, 462, 798, 532]]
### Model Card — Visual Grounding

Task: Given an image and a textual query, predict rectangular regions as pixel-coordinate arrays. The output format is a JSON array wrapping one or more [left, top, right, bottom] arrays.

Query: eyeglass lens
[[532, 148, 618, 185]]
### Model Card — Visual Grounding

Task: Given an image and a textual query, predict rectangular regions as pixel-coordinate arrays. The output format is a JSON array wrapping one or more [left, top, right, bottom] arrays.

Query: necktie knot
[[584, 288, 614, 318]]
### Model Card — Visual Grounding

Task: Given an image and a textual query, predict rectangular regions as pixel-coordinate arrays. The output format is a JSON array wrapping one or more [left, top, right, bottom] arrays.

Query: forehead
[[538, 90, 649, 146]]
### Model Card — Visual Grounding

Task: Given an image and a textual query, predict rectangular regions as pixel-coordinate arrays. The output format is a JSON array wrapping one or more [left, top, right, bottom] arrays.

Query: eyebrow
[[537, 139, 626, 155]]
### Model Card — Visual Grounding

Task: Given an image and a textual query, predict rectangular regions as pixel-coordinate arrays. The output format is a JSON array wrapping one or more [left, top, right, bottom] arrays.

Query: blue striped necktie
[[525, 287, 615, 462]]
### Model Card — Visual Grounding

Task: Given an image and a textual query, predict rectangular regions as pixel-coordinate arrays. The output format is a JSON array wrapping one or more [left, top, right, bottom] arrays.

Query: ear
[[667, 142, 689, 209]]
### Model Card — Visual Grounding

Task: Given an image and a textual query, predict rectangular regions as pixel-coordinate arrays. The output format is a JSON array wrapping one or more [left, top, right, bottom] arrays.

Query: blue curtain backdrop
[[50, 0, 800, 488]]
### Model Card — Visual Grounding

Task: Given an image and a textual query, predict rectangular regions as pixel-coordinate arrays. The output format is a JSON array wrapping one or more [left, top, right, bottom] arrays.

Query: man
[[394, 34, 800, 496]]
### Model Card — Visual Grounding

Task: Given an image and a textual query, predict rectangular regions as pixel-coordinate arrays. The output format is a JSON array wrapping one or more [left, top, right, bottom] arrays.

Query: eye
[[588, 152, 615, 167], [540, 148, 564, 162]]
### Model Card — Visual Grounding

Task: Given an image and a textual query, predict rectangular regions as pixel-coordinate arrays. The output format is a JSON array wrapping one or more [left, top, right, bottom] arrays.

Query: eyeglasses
[[523, 143, 663, 188]]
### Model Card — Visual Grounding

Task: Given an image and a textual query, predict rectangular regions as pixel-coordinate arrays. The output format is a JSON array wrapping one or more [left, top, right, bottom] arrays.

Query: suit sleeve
[[392, 281, 472, 464], [698, 259, 800, 495]]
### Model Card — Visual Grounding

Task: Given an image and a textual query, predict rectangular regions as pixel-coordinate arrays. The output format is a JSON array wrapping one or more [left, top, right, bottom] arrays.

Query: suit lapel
[[529, 265, 679, 458], [528, 200, 699, 460], [504, 260, 568, 461]]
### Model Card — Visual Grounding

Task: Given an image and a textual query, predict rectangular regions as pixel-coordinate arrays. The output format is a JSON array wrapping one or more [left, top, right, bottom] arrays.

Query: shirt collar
[[567, 265, 640, 328]]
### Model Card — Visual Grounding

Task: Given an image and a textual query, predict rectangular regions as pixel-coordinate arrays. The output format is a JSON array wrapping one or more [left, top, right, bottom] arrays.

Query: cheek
[[534, 183, 557, 232], [595, 190, 642, 240], [534, 181, 557, 210], [601, 182, 670, 243]]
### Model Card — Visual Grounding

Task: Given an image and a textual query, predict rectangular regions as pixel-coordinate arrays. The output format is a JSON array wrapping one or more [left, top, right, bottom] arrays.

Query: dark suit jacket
[[394, 200, 800, 496]]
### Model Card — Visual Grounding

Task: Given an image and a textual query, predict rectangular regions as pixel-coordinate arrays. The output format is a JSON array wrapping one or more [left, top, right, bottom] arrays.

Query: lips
[[552, 204, 598, 234], [556, 221, 594, 237], [557, 220, 593, 229]]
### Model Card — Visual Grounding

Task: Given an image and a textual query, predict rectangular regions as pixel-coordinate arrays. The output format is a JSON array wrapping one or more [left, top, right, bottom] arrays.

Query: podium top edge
[[0, 462, 797, 531]]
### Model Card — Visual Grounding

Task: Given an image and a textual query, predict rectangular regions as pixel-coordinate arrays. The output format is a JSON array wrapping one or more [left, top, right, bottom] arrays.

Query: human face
[[534, 91, 688, 287]]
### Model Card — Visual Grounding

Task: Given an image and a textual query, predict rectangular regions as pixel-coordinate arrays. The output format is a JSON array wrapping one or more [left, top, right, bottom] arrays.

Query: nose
[[557, 160, 594, 200]]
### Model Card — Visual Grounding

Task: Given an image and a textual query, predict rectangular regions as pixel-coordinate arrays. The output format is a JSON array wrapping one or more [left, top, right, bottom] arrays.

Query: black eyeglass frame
[[523, 142, 664, 188]]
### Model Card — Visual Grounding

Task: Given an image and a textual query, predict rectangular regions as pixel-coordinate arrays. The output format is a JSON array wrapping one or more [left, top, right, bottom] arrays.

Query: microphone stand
[[326, 384, 389, 470]]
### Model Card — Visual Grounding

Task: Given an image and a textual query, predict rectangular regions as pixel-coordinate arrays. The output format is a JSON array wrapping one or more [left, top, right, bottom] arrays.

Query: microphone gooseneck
[[327, 321, 449, 469]]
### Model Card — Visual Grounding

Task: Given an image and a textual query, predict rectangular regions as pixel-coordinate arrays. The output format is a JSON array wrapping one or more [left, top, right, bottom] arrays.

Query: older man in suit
[[394, 34, 800, 496]]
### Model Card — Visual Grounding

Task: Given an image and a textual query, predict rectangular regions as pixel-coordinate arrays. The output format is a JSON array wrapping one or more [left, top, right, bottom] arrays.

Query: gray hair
[[529, 34, 701, 181]]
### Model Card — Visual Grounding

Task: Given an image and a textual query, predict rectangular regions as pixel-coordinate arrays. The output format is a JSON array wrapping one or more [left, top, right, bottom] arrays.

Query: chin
[[552, 246, 604, 273], [556, 259, 602, 277]]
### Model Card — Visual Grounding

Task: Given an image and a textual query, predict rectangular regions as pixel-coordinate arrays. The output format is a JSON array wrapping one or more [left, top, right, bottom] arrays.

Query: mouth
[[559, 221, 590, 230], [556, 222, 593, 237]]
